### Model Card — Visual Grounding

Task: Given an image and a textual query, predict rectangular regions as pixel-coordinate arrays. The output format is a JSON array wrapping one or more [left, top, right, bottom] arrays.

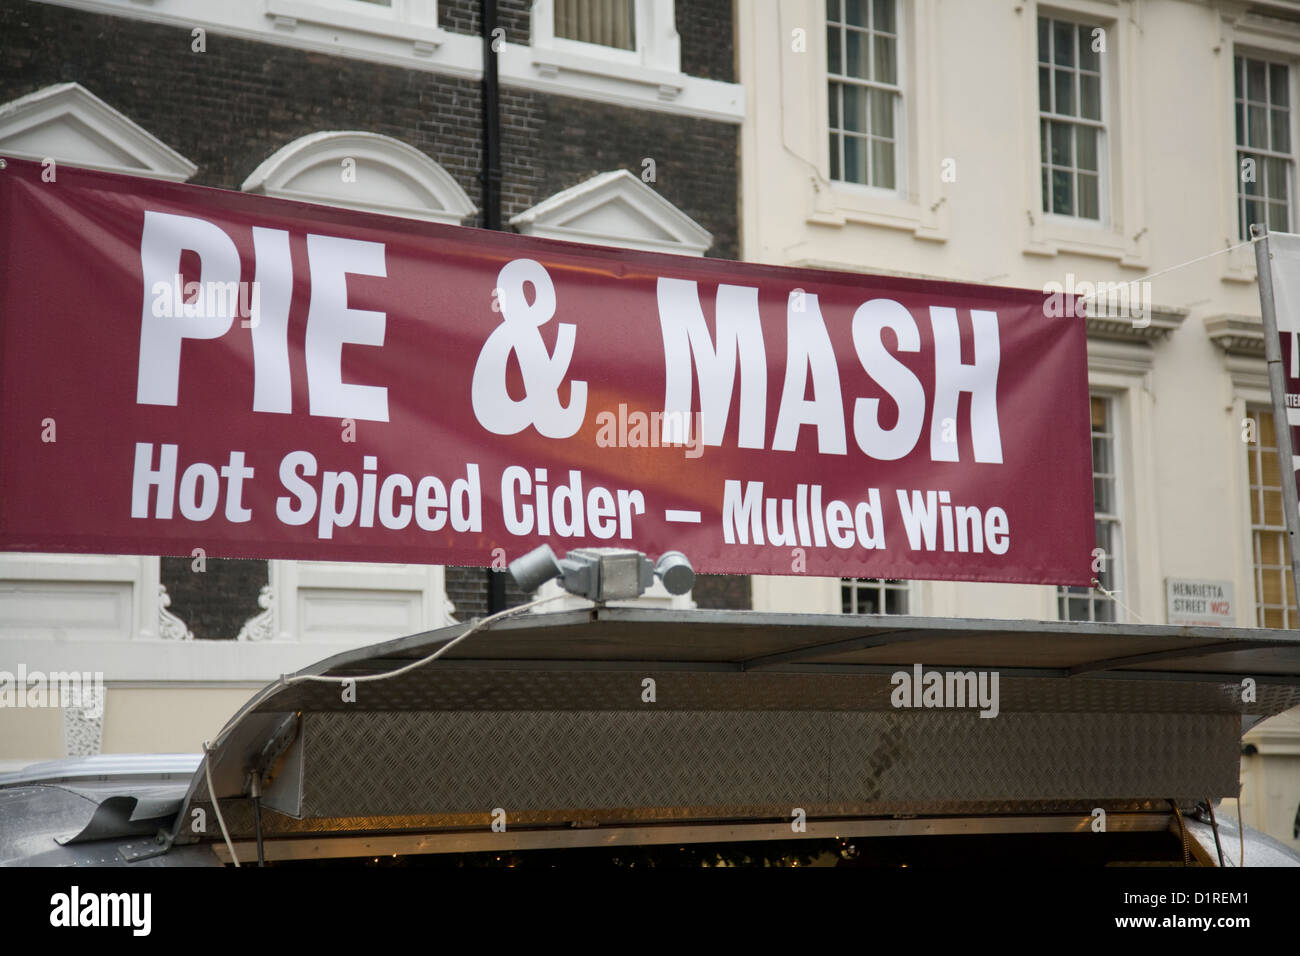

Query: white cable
[[192, 592, 576, 864], [284, 592, 575, 686], [203, 741, 240, 868], [1077, 236, 1263, 303]]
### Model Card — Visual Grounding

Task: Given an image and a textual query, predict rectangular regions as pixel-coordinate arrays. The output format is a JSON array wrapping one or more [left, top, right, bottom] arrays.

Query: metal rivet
[[0, 158, 7, 169]]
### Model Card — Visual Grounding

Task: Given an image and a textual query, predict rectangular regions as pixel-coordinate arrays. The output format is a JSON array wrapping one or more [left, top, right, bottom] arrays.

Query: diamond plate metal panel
[[294, 709, 1239, 820], [300, 711, 826, 817], [828, 712, 1239, 801]]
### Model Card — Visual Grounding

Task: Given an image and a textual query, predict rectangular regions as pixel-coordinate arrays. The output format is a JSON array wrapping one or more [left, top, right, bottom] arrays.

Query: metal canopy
[[170, 609, 1300, 862], [280, 607, 1300, 676]]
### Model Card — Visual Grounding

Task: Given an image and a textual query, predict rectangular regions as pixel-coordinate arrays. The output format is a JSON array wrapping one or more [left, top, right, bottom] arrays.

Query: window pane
[[1266, 157, 1288, 200], [870, 88, 895, 137], [844, 135, 867, 183], [1039, 66, 1051, 112], [1042, 165, 1051, 213], [885, 586, 906, 614], [1053, 20, 1074, 68], [1078, 29, 1099, 73], [1243, 160, 1262, 196], [1249, 105, 1268, 149], [1055, 68, 1074, 115], [843, 84, 867, 132], [1264, 488, 1283, 525], [827, 26, 842, 74], [1092, 433, 1112, 478], [845, 0, 868, 28], [1080, 73, 1101, 120], [1078, 172, 1099, 219], [873, 0, 895, 33], [1094, 475, 1113, 514], [1090, 396, 1108, 428], [829, 133, 841, 180], [1077, 126, 1098, 171], [873, 33, 897, 84], [555, 0, 635, 50], [1262, 445, 1281, 487], [1271, 62, 1289, 107], [1244, 198, 1264, 232], [828, 0, 842, 22], [1236, 102, 1245, 147], [871, 137, 895, 188], [1050, 121, 1072, 166], [1269, 201, 1289, 232], [1052, 168, 1073, 214], [846, 29, 867, 77], [1234, 55, 1243, 99], [1248, 59, 1267, 102], [1038, 17, 1050, 63], [1272, 109, 1290, 152], [828, 82, 840, 129]]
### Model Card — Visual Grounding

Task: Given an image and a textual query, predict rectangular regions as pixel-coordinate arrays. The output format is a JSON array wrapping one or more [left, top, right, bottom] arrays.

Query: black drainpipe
[[481, 0, 502, 231], [482, 0, 507, 611]]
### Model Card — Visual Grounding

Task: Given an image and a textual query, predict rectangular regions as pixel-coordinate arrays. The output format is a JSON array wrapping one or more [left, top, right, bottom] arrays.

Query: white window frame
[[804, 0, 944, 239], [264, 0, 443, 44], [1216, 8, 1300, 283], [530, 0, 680, 74], [1057, 392, 1123, 622], [841, 577, 911, 616], [825, 0, 904, 194], [1022, 1, 1147, 267], [1242, 402, 1298, 629], [1041, 341, 1157, 624], [1233, 50, 1296, 241], [1037, 12, 1108, 226]]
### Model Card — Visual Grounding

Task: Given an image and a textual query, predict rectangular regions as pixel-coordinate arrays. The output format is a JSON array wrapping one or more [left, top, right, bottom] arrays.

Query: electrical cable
[[283, 592, 573, 686], [192, 593, 575, 865], [203, 741, 239, 868]]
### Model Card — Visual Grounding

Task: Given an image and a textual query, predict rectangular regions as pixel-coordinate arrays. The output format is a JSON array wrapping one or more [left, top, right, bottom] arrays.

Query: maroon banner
[[0, 159, 1094, 583]]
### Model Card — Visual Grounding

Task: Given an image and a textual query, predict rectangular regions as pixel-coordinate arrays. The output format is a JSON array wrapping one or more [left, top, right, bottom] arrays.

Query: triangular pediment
[[0, 83, 196, 181], [510, 169, 712, 255]]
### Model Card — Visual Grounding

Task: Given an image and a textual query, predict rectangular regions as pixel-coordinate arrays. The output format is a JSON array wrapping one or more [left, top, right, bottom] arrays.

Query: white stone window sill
[[1024, 214, 1147, 268], [506, 45, 742, 122], [265, 0, 449, 49], [809, 180, 947, 242]]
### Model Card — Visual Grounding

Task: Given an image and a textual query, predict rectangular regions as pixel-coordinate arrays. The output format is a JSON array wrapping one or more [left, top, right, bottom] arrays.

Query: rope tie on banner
[[1090, 578, 1145, 624]]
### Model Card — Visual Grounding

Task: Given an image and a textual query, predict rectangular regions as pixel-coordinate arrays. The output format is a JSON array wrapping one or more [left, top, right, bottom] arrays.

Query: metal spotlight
[[508, 545, 695, 602]]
